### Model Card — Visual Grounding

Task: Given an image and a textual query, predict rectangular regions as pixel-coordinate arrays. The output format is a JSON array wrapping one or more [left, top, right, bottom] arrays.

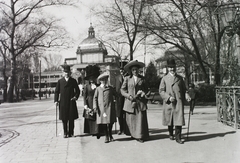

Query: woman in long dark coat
[[121, 60, 149, 143], [82, 65, 102, 138], [83, 76, 101, 138]]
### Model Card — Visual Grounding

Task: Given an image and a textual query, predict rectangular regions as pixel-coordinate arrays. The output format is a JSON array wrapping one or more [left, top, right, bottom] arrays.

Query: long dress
[[83, 83, 100, 134]]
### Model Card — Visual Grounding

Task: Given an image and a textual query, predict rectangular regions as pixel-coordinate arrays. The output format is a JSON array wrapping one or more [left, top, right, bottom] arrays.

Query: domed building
[[65, 24, 120, 85]]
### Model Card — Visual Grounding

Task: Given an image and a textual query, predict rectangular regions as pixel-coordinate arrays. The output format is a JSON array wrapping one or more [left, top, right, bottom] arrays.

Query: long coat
[[159, 73, 186, 126], [54, 77, 80, 120], [83, 83, 99, 134], [93, 86, 116, 124], [115, 74, 125, 117], [121, 75, 148, 113], [121, 75, 149, 139]]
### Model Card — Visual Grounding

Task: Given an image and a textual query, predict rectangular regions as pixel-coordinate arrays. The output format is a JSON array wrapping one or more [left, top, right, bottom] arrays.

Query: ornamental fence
[[216, 86, 240, 129]]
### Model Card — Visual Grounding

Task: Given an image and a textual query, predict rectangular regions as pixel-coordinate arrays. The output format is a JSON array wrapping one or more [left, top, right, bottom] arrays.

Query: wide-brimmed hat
[[98, 72, 109, 80], [189, 83, 195, 88], [124, 60, 145, 72], [84, 65, 100, 80], [62, 65, 71, 72], [166, 58, 176, 67]]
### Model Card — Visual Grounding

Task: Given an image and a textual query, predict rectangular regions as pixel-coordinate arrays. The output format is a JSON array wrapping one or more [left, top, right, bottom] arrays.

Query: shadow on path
[[184, 131, 236, 142]]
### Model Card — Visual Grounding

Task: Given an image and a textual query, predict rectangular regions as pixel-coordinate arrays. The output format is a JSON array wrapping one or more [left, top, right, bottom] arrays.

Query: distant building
[[31, 24, 120, 90], [155, 47, 214, 85]]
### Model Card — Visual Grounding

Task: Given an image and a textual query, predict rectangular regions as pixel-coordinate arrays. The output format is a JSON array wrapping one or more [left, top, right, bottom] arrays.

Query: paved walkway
[[0, 97, 239, 163]]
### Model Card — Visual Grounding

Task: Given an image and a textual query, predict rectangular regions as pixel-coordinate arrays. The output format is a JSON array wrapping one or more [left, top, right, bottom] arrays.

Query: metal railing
[[216, 86, 240, 129]]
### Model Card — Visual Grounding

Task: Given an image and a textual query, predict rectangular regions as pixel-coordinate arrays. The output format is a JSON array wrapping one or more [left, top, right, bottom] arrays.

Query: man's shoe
[[68, 134, 73, 138], [96, 135, 101, 139], [110, 136, 115, 142], [169, 136, 174, 140], [64, 135, 68, 138], [105, 136, 110, 143], [176, 139, 184, 144]]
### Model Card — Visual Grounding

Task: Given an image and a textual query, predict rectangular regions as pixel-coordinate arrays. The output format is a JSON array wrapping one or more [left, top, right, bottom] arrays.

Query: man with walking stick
[[54, 64, 80, 138], [159, 58, 191, 144]]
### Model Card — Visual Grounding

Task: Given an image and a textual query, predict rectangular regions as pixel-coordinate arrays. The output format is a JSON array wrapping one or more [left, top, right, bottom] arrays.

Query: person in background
[[83, 65, 102, 139], [159, 58, 191, 144], [115, 68, 126, 135], [93, 72, 117, 143], [188, 83, 197, 115], [121, 60, 149, 143], [54, 65, 80, 138]]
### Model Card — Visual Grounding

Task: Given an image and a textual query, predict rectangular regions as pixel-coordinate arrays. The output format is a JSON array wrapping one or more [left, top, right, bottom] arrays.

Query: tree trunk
[[3, 60, 8, 102], [7, 58, 17, 102]]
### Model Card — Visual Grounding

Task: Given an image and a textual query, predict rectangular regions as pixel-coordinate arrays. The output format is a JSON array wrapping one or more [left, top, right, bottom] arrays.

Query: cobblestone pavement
[[0, 97, 239, 163]]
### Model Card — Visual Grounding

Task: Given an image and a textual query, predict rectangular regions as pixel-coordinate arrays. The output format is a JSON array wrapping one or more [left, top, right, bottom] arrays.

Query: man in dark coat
[[159, 58, 191, 144], [54, 65, 80, 138], [115, 68, 126, 135]]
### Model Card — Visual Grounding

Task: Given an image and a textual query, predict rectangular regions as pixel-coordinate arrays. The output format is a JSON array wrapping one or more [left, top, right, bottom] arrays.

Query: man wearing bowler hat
[[54, 64, 80, 138], [159, 58, 191, 144]]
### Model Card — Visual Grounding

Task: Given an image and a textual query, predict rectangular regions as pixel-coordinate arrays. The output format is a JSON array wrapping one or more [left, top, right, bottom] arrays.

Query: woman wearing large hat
[[121, 60, 149, 143], [82, 65, 103, 138]]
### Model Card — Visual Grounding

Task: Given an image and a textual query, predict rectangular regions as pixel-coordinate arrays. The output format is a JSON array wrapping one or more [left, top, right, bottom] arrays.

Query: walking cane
[[56, 104, 58, 137], [187, 108, 191, 139]]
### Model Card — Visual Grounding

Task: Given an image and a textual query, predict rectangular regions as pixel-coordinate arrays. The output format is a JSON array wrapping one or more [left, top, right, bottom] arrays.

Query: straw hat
[[124, 60, 145, 72], [97, 72, 109, 80]]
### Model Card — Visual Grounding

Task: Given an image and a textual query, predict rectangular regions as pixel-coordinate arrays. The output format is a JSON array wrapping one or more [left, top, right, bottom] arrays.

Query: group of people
[[54, 58, 197, 144]]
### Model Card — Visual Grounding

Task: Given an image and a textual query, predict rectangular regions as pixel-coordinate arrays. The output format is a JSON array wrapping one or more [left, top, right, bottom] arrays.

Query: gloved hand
[[55, 101, 59, 106]]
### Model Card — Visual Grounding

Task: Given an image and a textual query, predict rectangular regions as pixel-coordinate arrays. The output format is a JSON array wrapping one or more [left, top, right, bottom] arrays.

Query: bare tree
[[0, 0, 76, 102], [94, 0, 147, 61], [42, 53, 63, 71]]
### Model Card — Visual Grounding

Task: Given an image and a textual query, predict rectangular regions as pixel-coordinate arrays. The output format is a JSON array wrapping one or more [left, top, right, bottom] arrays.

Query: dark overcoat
[[93, 86, 116, 124], [82, 83, 100, 134], [115, 74, 125, 117], [159, 73, 186, 126], [54, 77, 80, 120]]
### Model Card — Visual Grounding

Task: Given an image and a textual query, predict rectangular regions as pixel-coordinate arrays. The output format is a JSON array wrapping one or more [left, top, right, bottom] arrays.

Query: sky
[[45, 0, 163, 65]]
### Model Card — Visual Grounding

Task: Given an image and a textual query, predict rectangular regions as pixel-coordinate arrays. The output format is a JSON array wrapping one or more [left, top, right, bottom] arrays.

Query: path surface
[[0, 96, 239, 163]]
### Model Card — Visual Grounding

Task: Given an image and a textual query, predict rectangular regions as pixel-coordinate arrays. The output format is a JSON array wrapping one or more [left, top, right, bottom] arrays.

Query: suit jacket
[[54, 77, 80, 120], [121, 74, 148, 113], [159, 73, 186, 126]]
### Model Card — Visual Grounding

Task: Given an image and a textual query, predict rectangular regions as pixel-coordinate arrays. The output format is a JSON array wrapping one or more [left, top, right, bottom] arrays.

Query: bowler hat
[[124, 60, 145, 72], [62, 65, 71, 72], [98, 72, 109, 80], [166, 58, 176, 67]]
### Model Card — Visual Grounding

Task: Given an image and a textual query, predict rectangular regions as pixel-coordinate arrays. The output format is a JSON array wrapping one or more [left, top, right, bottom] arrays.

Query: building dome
[[78, 24, 107, 51]]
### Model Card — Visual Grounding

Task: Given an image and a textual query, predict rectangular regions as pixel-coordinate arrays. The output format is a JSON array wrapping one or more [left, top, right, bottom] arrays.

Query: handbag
[[83, 109, 96, 121]]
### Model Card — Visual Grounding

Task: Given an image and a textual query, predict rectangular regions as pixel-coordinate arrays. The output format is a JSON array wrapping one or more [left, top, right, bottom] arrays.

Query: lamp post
[[221, 1, 240, 36], [220, 0, 240, 129], [39, 60, 41, 100]]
